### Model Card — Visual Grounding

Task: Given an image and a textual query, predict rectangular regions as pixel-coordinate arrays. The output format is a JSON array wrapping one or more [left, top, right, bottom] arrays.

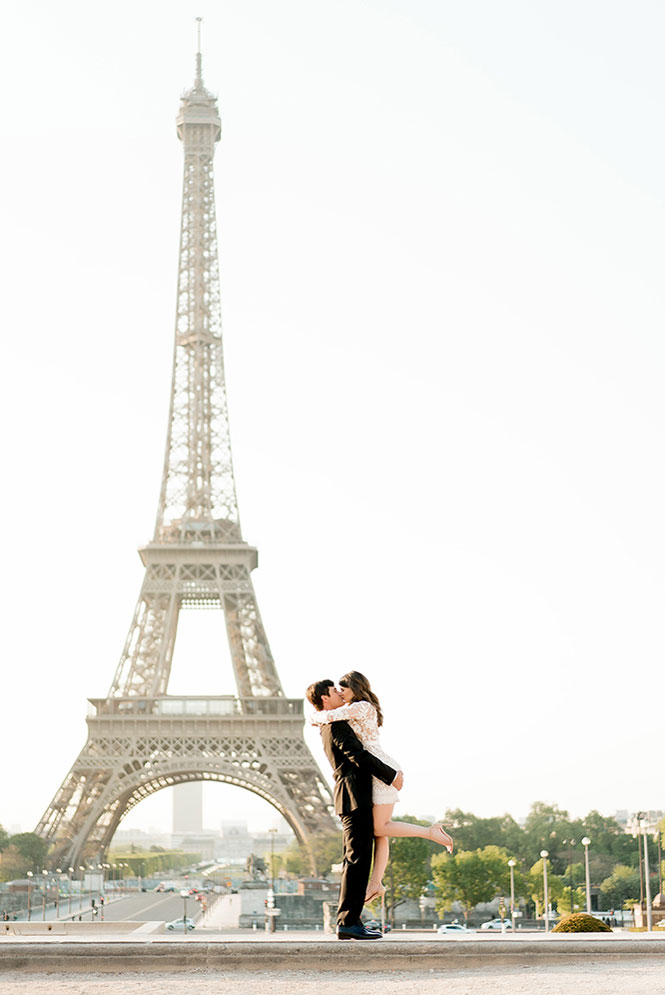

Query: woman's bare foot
[[430, 823, 453, 853], [365, 881, 386, 903]]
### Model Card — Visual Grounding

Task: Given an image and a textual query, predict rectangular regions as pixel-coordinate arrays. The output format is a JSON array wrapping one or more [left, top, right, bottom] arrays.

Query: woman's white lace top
[[312, 699, 380, 747]]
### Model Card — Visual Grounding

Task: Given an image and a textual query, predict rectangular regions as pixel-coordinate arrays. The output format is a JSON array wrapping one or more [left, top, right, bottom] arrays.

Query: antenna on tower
[[195, 16, 203, 85]]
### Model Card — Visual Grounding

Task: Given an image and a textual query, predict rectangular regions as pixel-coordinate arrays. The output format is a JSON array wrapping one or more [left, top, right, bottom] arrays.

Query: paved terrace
[[2, 931, 665, 995], [2, 928, 665, 972]]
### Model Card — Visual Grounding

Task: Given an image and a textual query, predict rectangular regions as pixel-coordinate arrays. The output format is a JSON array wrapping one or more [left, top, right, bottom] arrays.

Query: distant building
[[112, 827, 172, 849], [173, 782, 203, 835], [625, 811, 663, 836]]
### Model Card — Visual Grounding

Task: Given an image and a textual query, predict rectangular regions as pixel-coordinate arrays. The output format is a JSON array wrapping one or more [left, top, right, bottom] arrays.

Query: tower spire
[[195, 16, 203, 87]]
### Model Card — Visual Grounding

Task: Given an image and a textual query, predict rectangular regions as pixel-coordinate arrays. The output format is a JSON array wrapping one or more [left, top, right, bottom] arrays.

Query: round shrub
[[552, 913, 612, 933]]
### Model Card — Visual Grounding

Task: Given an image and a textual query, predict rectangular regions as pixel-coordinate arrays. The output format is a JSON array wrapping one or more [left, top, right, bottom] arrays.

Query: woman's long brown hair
[[338, 671, 383, 727]]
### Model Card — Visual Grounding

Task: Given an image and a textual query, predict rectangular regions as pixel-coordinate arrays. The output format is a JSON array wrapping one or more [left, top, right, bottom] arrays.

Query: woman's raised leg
[[365, 806, 393, 901], [373, 805, 453, 851]]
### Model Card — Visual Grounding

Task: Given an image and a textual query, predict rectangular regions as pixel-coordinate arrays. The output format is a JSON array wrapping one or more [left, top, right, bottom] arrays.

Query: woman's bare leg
[[365, 805, 453, 902], [366, 831, 390, 902], [372, 803, 453, 851]]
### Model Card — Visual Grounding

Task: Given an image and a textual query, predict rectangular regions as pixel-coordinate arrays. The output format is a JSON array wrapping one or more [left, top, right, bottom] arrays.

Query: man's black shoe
[[337, 923, 382, 940]]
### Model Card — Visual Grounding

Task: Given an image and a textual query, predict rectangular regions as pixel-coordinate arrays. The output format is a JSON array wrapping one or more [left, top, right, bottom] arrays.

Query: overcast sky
[[1, 0, 663, 839]]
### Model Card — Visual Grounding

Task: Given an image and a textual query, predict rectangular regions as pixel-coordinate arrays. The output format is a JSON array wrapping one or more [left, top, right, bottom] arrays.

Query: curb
[[2, 938, 665, 973]]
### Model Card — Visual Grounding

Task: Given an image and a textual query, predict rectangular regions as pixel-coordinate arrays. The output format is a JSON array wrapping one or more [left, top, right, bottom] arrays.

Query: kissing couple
[[307, 671, 453, 941]]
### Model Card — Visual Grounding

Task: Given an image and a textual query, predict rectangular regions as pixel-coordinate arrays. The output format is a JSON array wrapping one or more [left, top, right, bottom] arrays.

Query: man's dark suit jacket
[[320, 719, 396, 814]]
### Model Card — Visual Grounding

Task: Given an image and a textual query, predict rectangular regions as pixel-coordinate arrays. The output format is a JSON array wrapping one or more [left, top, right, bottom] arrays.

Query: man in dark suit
[[306, 679, 404, 940]]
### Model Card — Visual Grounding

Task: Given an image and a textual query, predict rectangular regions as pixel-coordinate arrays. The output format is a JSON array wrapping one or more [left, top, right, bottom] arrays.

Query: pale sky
[[1, 1, 663, 839]]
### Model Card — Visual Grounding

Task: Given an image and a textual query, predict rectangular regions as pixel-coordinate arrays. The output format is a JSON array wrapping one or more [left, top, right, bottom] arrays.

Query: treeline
[[280, 803, 662, 920], [107, 849, 202, 878], [0, 825, 199, 882]]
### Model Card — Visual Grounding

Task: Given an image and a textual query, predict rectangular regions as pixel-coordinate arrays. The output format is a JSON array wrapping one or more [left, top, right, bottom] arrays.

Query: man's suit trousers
[[337, 806, 374, 927]]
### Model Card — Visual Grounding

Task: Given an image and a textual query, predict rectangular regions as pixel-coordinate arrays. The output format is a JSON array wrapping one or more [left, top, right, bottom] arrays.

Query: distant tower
[[35, 32, 336, 867], [173, 782, 203, 836]]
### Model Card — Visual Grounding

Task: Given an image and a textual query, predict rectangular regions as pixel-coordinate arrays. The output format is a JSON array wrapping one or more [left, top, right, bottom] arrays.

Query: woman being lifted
[[311, 670, 453, 902]]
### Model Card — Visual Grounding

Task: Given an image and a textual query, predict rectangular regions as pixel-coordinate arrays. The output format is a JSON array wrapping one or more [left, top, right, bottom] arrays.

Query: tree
[[432, 846, 512, 921], [522, 803, 573, 871], [0, 845, 30, 882], [557, 885, 587, 915], [282, 830, 342, 879], [0, 826, 10, 852], [7, 833, 48, 872], [444, 810, 524, 857], [599, 864, 642, 909]]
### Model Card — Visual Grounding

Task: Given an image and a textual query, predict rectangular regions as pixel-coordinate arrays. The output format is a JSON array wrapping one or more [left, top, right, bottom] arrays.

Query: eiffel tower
[[36, 37, 336, 867]]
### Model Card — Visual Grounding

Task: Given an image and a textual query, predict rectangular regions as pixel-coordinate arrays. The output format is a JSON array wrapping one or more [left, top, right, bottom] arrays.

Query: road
[[15, 891, 205, 925], [99, 892, 204, 924]]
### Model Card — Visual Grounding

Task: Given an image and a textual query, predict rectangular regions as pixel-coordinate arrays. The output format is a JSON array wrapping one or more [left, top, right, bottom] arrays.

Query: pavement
[[2, 935, 665, 995]]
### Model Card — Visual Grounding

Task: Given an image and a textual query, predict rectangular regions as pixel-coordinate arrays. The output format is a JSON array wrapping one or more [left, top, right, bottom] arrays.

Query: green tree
[[523, 803, 573, 871], [282, 830, 342, 878], [444, 810, 524, 857], [432, 846, 512, 921], [0, 825, 10, 852], [0, 844, 29, 882], [599, 864, 642, 909], [557, 885, 587, 915], [8, 833, 48, 872]]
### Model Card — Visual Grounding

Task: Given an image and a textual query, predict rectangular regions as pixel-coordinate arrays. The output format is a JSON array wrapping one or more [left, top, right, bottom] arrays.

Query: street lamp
[[268, 827, 278, 893], [540, 851, 549, 932], [41, 869, 48, 921], [581, 837, 591, 913], [26, 871, 33, 921], [55, 869, 62, 919], [641, 819, 653, 931], [180, 889, 189, 936], [562, 839, 576, 915], [267, 827, 279, 933], [508, 859, 517, 931], [68, 868, 74, 917]]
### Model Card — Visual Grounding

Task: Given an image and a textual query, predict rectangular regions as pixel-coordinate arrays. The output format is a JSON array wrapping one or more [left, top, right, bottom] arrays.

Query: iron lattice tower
[[36, 44, 336, 866]]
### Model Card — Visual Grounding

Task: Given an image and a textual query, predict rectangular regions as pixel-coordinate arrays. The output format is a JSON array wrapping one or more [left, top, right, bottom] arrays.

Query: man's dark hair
[[306, 679, 334, 711]]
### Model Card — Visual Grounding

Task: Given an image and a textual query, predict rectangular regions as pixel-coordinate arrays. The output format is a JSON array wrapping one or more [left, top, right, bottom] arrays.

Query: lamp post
[[540, 851, 549, 932], [268, 827, 278, 934], [508, 859, 517, 931], [641, 819, 653, 931], [581, 837, 591, 913], [563, 839, 576, 915], [26, 871, 33, 921], [41, 869, 48, 921], [79, 866, 85, 914], [180, 889, 189, 936], [55, 868, 62, 919], [68, 867, 74, 917], [269, 827, 278, 893]]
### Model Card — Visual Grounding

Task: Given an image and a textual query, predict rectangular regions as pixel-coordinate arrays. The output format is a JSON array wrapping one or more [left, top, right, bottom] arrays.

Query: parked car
[[363, 918, 392, 933], [480, 918, 512, 930], [437, 922, 472, 935], [166, 917, 195, 931]]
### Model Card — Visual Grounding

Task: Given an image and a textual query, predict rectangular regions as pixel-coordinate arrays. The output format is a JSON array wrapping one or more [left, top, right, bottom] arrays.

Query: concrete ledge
[[2, 937, 665, 973]]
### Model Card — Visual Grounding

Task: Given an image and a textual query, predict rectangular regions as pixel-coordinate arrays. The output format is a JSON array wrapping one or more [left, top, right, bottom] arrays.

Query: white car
[[166, 917, 195, 931], [437, 923, 472, 935], [480, 918, 512, 930]]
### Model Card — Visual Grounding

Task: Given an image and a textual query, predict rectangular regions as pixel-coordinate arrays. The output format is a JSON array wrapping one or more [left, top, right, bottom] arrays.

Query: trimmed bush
[[552, 913, 612, 933]]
